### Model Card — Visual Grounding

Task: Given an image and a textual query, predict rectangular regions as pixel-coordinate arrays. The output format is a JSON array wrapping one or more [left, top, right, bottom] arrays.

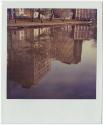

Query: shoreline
[[8, 21, 94, 28]]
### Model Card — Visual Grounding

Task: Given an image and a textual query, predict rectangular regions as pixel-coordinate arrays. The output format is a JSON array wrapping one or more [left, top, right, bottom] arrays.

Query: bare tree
[[13, 9, 16, 23], [50, 9, 54, 21], [31, 9, 34, 22], [38, 9, 41, 20], [37, 9, 44, 23], [72, 9, 76, 19]]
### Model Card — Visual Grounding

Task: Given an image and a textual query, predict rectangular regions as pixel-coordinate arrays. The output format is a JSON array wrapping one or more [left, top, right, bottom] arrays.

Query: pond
[[7, 24, 96, 99]]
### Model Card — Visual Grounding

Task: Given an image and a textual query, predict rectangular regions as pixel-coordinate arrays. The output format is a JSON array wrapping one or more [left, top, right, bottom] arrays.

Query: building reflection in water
[[50, 26, 83, 64], [7, 28, 51, 88], [7, 24, 96, 89]]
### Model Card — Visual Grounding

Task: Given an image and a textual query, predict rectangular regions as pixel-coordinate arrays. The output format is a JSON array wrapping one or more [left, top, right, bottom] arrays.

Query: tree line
[[8, 9, 75, 23]]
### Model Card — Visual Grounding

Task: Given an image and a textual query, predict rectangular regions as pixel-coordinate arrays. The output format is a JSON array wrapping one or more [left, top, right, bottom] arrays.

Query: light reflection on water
[[7, 25, 96, 99]]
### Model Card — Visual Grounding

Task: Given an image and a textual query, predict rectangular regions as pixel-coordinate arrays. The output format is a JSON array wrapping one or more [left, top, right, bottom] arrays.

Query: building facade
[[75, 9, 97, 21]]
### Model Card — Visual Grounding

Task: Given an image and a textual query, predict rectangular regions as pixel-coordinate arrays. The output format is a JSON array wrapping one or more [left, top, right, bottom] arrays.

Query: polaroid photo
[[1, 1, 103, 124]]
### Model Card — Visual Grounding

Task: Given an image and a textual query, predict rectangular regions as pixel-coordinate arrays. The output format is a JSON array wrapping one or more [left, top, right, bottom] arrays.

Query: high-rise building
[[75, 9, 97, 21]]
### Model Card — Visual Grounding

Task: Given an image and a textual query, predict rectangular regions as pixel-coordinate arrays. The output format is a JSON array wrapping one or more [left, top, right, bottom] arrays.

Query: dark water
[[7, 24, 96, 99]]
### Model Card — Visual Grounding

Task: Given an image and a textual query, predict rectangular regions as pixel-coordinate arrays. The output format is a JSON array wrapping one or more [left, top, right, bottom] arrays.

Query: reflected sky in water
[[7, 25, 96, 99]]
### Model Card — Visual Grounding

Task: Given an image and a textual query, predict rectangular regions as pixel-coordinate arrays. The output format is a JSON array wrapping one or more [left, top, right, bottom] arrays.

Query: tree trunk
[[72, 9, 76, 19], [38, 9, 41, 21], [32, 9, 34, 22], [13, 9, 16, 23], [50, 9, 54, 21]]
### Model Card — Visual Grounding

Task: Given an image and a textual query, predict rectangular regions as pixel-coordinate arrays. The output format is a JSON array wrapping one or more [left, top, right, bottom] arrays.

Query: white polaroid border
[[1, 1, 103, 124]]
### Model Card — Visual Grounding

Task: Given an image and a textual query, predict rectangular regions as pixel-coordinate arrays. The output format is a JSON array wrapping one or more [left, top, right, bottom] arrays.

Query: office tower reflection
[[7, 28, 51, 88], [50, 26, 82, 64], [73, 25, 96, 40], [73, 40, 83, 64]]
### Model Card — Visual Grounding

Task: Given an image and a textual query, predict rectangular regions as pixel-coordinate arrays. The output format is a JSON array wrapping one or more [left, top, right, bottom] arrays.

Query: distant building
[[15, 9, 32, 18], [75, 9, 97, 21], [53, 9, 73, 20], [7, 8, 97, 22]]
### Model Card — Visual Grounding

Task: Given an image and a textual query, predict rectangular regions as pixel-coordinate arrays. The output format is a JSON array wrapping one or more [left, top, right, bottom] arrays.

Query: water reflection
[[8, 28, 51, 88], [7, 24, 96, 99]]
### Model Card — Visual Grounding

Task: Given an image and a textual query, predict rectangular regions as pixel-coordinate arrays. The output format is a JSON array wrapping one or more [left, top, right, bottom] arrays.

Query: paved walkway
[[8, 21, 92, 28]]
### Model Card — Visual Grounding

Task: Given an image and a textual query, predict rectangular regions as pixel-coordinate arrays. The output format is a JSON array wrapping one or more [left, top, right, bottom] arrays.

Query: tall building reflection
[[7, 25, 96, 88], [73, 25, 96, 40], [50, 26, 83, 64], [7, 28, 51, 88]]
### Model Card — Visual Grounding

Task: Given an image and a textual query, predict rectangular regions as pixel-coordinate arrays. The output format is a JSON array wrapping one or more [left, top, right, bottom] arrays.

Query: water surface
[[7, 25, 96, 99]]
